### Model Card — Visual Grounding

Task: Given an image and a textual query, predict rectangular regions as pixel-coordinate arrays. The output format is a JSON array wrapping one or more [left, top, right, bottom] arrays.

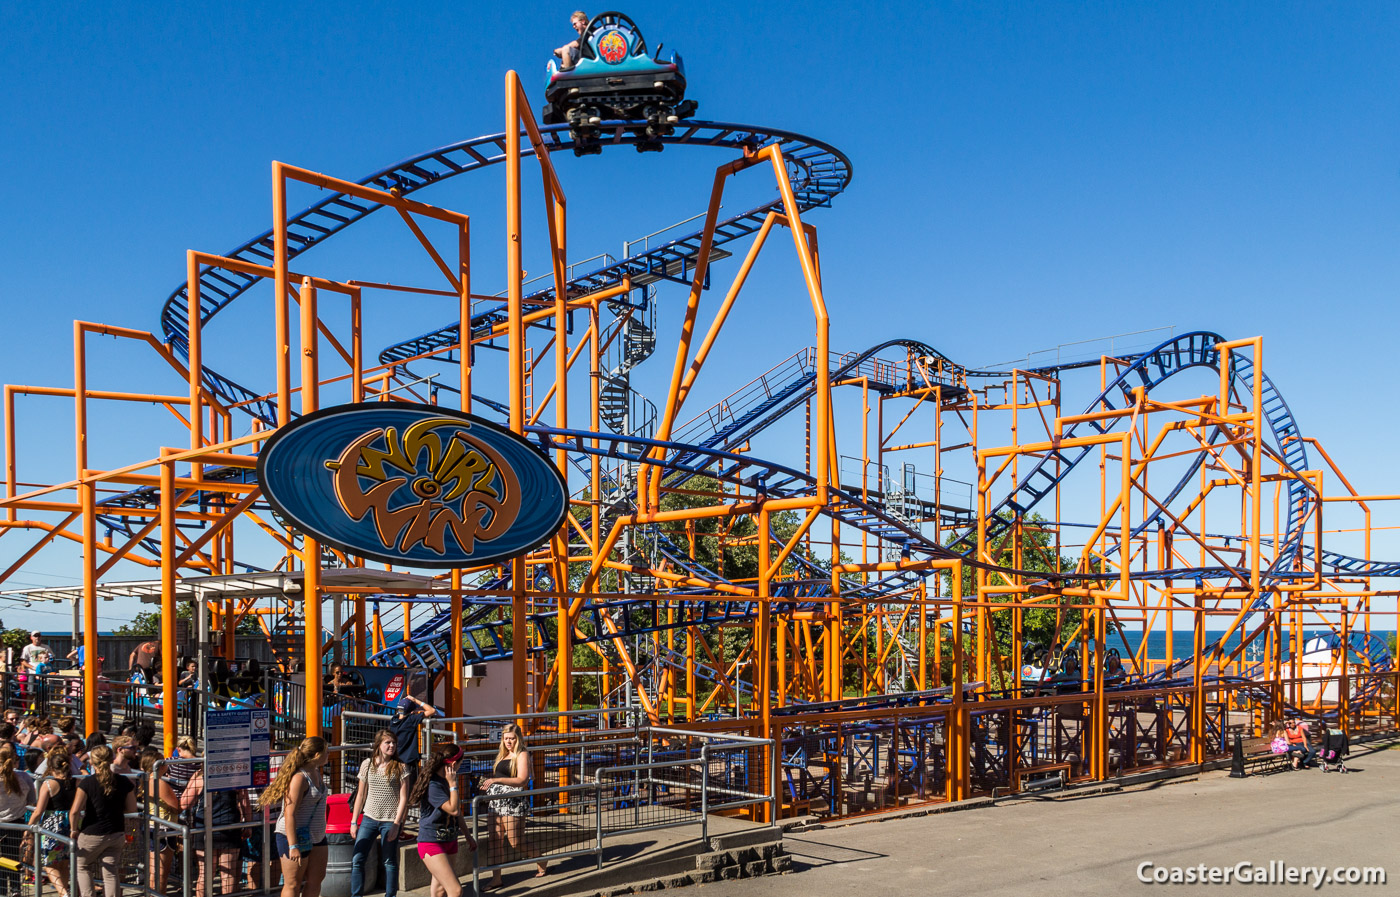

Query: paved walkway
[[723, 737, 1400, 897]]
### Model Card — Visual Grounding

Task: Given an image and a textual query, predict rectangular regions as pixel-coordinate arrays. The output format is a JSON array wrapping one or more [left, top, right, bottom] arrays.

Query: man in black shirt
[[388, 693, 436, 823]]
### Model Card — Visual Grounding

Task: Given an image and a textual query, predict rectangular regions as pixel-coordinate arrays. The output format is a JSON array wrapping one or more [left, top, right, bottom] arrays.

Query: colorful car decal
[[597, 30, 628, 64]]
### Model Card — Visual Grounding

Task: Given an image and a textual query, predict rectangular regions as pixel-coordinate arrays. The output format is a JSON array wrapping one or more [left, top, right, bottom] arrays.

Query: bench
[[1236, 736, 1288, 776], [1014, 763, 1070, 793]]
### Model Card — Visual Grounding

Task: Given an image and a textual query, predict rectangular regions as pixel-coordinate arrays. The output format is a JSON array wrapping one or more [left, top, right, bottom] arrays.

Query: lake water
[[1115, 629, 1394, 661]]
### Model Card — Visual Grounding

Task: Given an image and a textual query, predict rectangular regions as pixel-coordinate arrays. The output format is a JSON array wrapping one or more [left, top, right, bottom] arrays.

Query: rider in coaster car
[[555, 10, 588, 71]]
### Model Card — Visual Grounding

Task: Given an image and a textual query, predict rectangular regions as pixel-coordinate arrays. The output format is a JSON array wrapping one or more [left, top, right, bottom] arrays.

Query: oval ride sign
[[257, 403, 568, 568]]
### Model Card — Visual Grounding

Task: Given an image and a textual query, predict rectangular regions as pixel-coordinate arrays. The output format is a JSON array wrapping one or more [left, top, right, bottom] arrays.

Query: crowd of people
[[0, 715, 221, 897], [0, 684, 546, 897], [280, 699, 546, 897]]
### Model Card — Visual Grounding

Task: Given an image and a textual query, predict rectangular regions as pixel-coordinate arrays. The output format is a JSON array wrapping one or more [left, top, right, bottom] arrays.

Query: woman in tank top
[[481, 723, 544, 888], [22, 745, 77, 897], [349, 730, 409, 897], [262, 735, 329, 897], [71, 745, 138, 897]]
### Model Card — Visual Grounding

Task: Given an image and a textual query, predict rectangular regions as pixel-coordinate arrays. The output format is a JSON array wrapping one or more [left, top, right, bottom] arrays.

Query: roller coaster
[[1, 65, 1396, 819]]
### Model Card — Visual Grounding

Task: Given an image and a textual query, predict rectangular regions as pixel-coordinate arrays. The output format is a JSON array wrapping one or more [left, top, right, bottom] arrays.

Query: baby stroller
[[1317, 727, 1349, 773]]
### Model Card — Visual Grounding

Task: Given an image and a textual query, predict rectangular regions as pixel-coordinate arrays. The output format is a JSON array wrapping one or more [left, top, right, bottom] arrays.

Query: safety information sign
[[206, 709, 254, 791], [250, 709, 271, 787]]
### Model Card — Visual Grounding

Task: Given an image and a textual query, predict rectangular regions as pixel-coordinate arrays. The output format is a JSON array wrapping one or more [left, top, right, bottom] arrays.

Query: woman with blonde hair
[[481, 723, 544, 888], [263, 736, 330, 897], [350, 730, 409, 897], [165, 735, 199, 804], [23, 744, 77, 897], [69, 744, 137, 897]]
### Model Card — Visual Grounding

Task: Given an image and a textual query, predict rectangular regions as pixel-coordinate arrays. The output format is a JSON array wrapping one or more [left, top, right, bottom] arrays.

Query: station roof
[[0, 568, 446, 605]]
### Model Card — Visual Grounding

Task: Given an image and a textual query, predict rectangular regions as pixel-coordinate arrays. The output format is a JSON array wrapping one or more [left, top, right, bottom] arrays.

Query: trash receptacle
[[321, 794, 377, 897]]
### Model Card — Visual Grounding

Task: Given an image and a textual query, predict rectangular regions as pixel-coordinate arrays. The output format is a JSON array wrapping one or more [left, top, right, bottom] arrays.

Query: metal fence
[[0, 814, 78, 897], [266, 677, 395, 751], [460, 723, 776, 895]]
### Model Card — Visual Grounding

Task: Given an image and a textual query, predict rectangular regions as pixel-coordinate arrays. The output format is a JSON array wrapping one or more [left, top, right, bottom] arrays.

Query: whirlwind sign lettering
[[257, 404, 567, 567]]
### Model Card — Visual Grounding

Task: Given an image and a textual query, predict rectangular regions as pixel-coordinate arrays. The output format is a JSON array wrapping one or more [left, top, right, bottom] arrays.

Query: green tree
[[552, 475, 815, 710], [936, 513, 1104, 688], [0, 627, 31, 654]]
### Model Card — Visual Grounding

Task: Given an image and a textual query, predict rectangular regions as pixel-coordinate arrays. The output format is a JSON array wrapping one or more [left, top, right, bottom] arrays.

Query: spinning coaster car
[[544, 11, 698, 155]]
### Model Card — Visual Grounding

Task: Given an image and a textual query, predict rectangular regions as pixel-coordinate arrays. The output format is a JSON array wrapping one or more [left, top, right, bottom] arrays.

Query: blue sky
[[1, 1, 1397, 631]]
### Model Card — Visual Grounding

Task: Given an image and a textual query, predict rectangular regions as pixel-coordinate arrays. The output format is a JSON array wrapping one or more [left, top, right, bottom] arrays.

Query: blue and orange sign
[[597, 29, 628, 64], [257, 404, 567, 568]]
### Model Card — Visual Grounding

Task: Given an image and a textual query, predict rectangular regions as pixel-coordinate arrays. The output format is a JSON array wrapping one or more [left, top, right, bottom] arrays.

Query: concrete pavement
[[714, 736, 1400, 897]]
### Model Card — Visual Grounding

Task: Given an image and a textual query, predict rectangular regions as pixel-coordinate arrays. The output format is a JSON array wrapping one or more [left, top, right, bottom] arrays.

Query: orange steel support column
[[450, 571, 463, 720], [73, 322, 99, 730], [1250, 340, 1264, 608], [458, 221, 472, 410], [80, 480, 99, 730], [304, 550, 323, 738], [272, 163, 292, 426], [505, 72, 529, 717], [448, 220, 469, 722], [548, 146, 570, 725], [756, 508, 772, 821], [948, 563, 966, 802], [351, 287, 364, 403], [353, 592, 367, 666], [159, 455, 179, 752], [765, 149, 831, 504], [1191, 585, 1205, 764], [300, 277, 323, 733], [3, 387, 13, 523], [186, 252, 205, 475]]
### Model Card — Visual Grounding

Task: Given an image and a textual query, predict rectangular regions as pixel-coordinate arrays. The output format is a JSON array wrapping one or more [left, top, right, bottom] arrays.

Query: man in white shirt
[[20, 632, 50, 667]]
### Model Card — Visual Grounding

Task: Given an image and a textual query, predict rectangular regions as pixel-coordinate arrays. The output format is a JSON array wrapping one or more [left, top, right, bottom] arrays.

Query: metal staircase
[[269, 613, 304, 672], [599, 288, 658, 453], [665, 339, 967, 479], [1228, 354, 1312, 580]]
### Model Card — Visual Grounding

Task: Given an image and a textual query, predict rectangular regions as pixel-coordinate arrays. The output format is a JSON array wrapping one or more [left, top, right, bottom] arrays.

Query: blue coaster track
[[155, 120, 853, 423]]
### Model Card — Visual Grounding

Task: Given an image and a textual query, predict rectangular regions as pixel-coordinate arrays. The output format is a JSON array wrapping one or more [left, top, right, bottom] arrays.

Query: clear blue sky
[[1, 1, 1397, 631]]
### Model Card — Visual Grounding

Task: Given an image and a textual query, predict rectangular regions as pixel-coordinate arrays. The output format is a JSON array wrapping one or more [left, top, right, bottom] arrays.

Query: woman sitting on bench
[[1284, 719, 1314, 769]]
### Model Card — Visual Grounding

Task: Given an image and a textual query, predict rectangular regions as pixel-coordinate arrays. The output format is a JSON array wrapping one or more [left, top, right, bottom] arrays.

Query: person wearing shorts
[[263, 736, 329, 897], [410, 742, 473, 897], [482, 722, 544, 886], [554, 10, 589, 71]]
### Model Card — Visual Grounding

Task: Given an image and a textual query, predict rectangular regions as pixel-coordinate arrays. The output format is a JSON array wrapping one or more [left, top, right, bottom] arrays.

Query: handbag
[[242, 831, 262, 862], [37, 809, 67, 866]]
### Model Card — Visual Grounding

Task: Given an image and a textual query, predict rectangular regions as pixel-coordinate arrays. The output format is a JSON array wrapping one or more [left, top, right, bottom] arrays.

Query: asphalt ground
[[713, 737, 1400, 896]]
